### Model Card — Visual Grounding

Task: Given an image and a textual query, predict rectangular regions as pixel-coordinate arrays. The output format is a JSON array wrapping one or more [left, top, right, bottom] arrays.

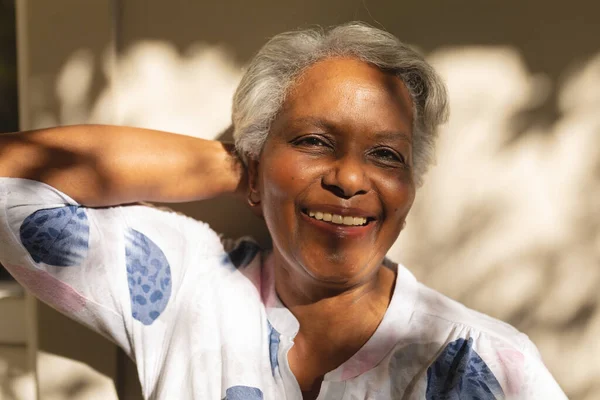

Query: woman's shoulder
[[388, 265, 567, 398], [409, 273, 529, 350]]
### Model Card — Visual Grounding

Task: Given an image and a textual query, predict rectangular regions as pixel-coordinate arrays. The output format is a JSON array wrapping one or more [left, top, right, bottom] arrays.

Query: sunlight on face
[[256, 57, 415, 287]]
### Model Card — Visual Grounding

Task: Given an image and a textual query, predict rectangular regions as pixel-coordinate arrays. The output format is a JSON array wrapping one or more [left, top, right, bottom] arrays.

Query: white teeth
[[306, 210, 367, 226]]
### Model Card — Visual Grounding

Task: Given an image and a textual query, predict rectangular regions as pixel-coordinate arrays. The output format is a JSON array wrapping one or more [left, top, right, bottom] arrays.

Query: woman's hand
[[0, 125, 245, 207]]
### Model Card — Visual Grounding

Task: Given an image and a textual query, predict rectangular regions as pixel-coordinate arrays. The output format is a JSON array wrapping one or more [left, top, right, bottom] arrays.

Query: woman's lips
[[306, 210, 368, 226], [300, 210, 375, 238], [302, 204, 376, 219]]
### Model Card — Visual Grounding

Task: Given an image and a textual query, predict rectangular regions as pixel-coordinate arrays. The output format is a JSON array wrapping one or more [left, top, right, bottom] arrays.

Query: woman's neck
[[273, 254, 396, 389]]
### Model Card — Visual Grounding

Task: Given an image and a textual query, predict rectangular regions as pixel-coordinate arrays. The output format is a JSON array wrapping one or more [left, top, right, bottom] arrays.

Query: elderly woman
[[0, 23, 564, 399]]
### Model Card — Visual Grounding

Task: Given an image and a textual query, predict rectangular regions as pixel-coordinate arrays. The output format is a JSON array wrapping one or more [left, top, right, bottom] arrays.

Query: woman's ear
[[246, 158, 259, 193], [246, 158, 264, 218]]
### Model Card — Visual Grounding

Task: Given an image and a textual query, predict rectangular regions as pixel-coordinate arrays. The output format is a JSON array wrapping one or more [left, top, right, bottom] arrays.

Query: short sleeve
[[0, 177, 224, 358]]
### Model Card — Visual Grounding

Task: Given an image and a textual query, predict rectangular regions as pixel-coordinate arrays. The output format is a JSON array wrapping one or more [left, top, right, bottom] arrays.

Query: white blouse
[[0, 178, 566, 399]]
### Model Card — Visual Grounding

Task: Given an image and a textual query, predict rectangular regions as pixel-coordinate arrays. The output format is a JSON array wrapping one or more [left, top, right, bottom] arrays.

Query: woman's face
[[252, 57, 416, 287]]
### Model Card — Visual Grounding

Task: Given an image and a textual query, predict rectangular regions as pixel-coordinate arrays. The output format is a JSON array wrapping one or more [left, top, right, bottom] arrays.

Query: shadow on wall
[[390, 47, 600, 399], [30, 40, 271, 248], [0, 347, 27, 400], [22, 5, 600, 399]]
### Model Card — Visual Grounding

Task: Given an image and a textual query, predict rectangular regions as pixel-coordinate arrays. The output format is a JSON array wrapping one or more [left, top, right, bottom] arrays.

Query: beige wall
[[16, 1, 600, 399]]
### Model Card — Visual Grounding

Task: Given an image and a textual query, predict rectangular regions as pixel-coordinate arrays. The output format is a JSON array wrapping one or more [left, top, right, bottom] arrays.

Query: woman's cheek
[[377, 175, 415, 218], [263, 152, 313, 198]]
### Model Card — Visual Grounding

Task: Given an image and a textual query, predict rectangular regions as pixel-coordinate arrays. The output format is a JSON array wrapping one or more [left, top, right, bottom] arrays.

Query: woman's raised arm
[[0, 124, 244, 207]]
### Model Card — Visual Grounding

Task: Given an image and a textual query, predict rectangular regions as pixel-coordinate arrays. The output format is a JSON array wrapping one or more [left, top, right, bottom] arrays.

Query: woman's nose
[[321, 156, 369, 199]]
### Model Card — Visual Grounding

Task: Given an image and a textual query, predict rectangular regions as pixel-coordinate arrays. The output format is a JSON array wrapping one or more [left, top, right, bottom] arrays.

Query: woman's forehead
[[278, 58, 414, 135]]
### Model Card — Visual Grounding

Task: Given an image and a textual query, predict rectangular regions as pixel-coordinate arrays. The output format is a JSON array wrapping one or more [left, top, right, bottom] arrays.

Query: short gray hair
[[232, 22, 449, 187]]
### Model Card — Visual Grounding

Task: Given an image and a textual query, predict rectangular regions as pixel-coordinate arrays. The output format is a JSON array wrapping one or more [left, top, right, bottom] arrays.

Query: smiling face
[[251, 57, 416, 289]]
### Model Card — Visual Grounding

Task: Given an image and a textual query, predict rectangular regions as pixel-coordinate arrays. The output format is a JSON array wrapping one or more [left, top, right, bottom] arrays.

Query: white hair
[[232, 22, 449, 187]]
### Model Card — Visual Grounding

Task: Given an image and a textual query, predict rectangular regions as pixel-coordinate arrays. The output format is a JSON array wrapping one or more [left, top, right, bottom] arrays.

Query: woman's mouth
[[300, 208, 376, 238], [301, 209, 374, 227]]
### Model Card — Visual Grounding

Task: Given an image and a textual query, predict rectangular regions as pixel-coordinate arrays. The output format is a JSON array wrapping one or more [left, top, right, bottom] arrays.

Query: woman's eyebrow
[[373, 131, 412, 144], [289, 117, 333, 130]]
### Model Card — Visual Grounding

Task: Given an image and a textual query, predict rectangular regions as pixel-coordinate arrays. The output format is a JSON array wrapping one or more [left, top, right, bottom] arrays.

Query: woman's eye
[[372, 148, 404, 163], [294, 136, 328, 147]]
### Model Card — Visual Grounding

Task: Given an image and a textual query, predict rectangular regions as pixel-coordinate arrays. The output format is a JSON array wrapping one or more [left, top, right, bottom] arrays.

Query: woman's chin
[[306, 270, 355, 286], [278, 245, 384, 289], [300, 259, 377, 288]]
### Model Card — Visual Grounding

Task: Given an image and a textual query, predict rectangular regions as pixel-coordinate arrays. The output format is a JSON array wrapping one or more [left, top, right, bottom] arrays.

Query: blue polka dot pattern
[[222, 386, 263, 400], [426, 337, 504, 399], [267, 320, 280, 376], [20, 206, 89, 266], [125, 228, 172, 325]]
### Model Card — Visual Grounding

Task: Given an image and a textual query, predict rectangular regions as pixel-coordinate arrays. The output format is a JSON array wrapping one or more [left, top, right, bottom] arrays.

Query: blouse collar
[[259, 251, 418, 381]]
